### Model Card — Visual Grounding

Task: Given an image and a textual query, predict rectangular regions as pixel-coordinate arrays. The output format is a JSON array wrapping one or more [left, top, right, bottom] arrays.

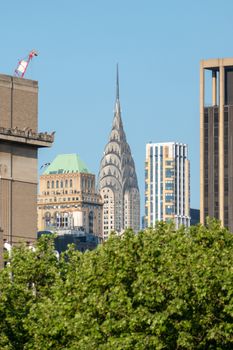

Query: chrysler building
[[98, 67, 140, 239]]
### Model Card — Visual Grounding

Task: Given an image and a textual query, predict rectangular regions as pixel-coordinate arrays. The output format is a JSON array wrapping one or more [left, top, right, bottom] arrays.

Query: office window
[[165, 194, 174, 203], [165, 160, 173, 166], [165, 169, 174, 178], [165, 181, 174, 190], [165, 205, 174, 215]]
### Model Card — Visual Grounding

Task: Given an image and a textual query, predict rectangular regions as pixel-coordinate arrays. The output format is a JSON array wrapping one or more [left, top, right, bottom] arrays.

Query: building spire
[[114, 63, 122, 125], [116, 63, 120, 101]]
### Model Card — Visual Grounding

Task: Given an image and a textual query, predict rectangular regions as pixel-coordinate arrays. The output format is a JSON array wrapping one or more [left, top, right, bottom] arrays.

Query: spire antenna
[[116, 63, 120, 100]]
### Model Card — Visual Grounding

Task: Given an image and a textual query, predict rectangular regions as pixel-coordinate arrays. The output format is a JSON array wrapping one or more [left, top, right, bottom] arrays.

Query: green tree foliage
[[1, 221, 233, 349]]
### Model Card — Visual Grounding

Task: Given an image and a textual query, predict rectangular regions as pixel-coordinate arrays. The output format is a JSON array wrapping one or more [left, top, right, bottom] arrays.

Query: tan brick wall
[[12, 88, 38, 131], [0, 75, 38, 131], [0, 142, 38, 244], [0, 84, 11, 128], [12, 181, 37, 244], [0, 179, 11, 241], [0, 143, 11, 178], [12, 145, 37, 184]]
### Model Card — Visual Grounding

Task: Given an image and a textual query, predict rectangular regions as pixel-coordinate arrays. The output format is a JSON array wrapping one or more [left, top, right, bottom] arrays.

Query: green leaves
[[1, 220, 233, 348]]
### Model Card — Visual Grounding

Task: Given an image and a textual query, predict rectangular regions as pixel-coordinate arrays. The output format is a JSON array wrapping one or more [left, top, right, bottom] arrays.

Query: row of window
[[45, 211, 94, 232], [47, 179, 73, 189], [46, 177, 94, 191], [39, 195, 100, 203], [39, 204, 102, 218], [42, 189, 76, 196]]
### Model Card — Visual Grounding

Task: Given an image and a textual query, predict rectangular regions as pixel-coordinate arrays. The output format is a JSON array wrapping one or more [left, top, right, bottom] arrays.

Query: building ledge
[[0, 127, 55, 148]]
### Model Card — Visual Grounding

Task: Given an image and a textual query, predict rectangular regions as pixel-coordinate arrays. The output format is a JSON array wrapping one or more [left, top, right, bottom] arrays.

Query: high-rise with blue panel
[[145, 142, 190, 228]]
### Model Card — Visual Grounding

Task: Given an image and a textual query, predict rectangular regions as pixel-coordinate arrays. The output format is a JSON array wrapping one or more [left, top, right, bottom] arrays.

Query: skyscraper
[[200, 58, 233, 230], [98, 67, 140, 239], [145, 142, 190, 228]]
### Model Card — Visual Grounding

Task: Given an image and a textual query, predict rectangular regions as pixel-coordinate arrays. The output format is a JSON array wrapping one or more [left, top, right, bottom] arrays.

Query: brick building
[[0, 74, 53, 264]]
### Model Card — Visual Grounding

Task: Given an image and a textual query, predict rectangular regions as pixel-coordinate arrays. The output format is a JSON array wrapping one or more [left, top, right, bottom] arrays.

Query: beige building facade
[[38, 154, 103, 238], [200, 58, 233, 231], [0, 74, 53, 263]]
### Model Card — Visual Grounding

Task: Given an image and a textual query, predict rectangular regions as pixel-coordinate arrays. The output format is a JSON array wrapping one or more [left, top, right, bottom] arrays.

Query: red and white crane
[[14, 50, 38, 78]]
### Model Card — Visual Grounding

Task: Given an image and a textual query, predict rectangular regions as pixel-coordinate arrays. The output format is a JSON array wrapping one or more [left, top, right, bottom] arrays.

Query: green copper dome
[[43, 154, 89, 175]]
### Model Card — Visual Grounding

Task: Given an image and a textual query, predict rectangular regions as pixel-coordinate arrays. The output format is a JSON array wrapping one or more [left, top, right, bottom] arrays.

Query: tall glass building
[[145, 142, 190, 228]]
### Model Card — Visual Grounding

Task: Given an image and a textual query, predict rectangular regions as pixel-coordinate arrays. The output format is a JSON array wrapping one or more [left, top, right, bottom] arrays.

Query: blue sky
[[1, 0, 233, 211]]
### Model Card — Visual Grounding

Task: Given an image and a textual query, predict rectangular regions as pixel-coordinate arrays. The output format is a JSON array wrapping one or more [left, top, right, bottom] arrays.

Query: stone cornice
[[0, 126, 54, 148]]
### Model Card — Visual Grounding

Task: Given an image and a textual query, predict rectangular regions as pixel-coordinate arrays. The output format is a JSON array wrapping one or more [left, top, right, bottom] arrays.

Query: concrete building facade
[[200, 58, 233, 231], [38, 154, 103, 238], [0, 74, 53, 258], [98, 68, 140, 239], [145, 142, 190, 228]]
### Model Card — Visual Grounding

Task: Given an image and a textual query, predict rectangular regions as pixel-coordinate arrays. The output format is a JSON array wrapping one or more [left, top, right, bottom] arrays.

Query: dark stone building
[[38, 231, 101, 253], [200, 58, 233, 231]]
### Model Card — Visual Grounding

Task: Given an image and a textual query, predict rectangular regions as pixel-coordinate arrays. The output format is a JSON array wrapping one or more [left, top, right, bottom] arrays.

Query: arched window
[[55, 212, 61, 228], [51, 181, 54, 189], [60, 180, 63, 188], [89, 211, 94, 234], [56, 180, 59, 188], [45, 212, 51, 227], [63, 212, 69, 228], [47, 181, 50, 189], [70, 179, 73, 187], [65, 179, 68, 188]]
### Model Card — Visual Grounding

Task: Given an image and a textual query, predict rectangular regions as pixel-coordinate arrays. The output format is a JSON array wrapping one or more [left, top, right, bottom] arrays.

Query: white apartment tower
[[145, 142, 190, 228]]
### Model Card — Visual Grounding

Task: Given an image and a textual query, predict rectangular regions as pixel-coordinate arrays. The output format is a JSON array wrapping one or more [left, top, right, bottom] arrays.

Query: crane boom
[[14, 50, 38, 78]]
